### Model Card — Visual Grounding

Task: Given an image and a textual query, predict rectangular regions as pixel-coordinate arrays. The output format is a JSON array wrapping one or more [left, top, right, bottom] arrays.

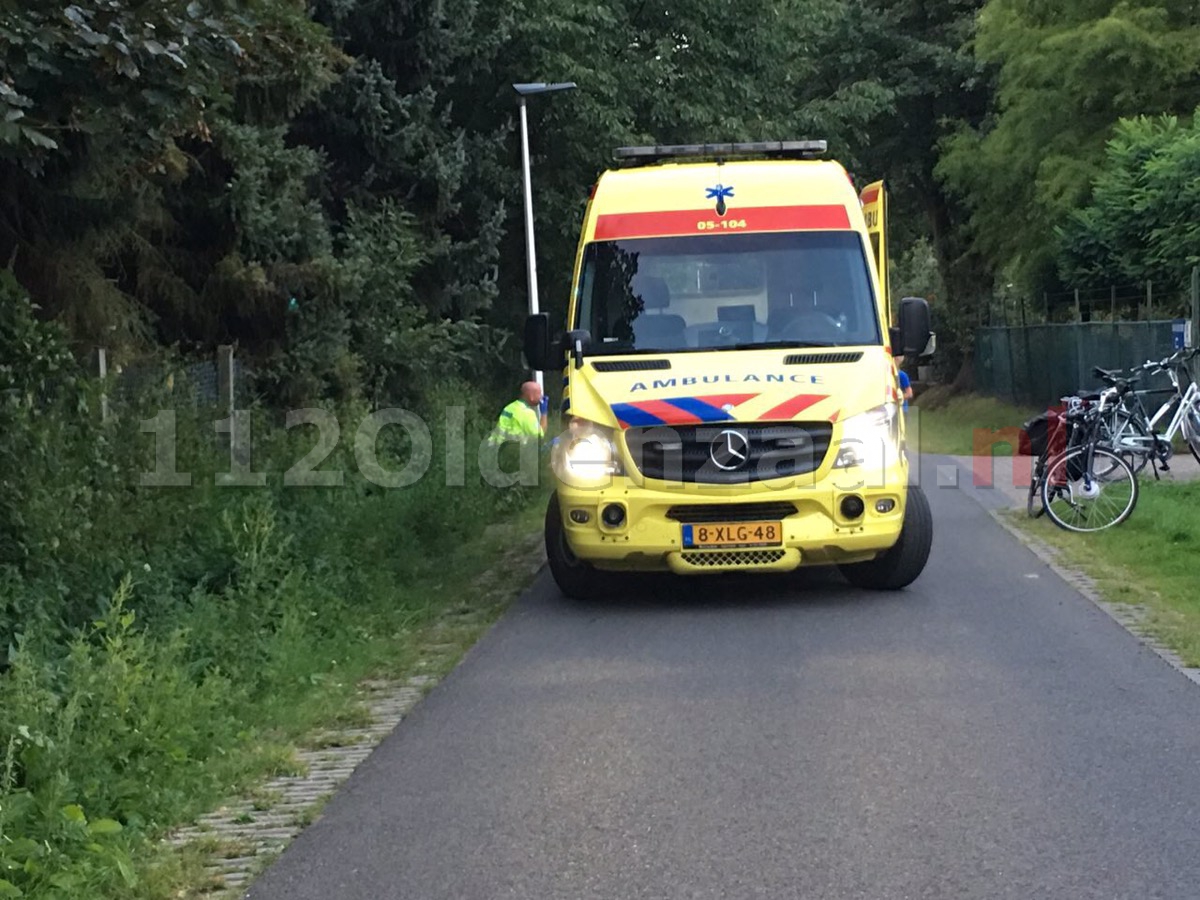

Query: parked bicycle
[[1025, 390, 1139, 532], [1094, 347, 1200, 476]]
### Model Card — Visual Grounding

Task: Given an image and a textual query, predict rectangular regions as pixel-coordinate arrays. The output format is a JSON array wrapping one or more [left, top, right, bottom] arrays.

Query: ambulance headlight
[[834, 403, 899, 472], [554, 419, 623, 484]]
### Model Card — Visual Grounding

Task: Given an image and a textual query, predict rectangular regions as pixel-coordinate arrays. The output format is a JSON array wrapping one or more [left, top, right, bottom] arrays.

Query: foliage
[[892, 237, 946, 307], [0, 0, 341, 351], [8, 0, 1200, 891], [0, 372, 540, 896], [939, 0, 1200, 293], [848, 0, 993, 373], [1058, 113, 1200, 293], [302, 0, 512, 324], [0, 273, 75, 396], [0, 0, 1008, 392]]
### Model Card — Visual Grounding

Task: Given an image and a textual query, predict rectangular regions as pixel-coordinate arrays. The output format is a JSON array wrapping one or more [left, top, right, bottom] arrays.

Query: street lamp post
[[513, 81, 576, 389]]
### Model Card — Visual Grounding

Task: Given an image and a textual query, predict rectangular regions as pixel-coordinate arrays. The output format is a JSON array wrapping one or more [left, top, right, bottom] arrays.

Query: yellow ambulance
[[523, 141, 933, 598]]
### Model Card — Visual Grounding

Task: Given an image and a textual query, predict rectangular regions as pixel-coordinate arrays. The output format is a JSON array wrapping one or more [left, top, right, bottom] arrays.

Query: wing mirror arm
[[563, 329, 591, 370]]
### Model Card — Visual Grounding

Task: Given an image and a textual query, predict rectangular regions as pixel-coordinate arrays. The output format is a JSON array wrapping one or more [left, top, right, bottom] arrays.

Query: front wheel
[[1041, 446, 1138, 533], [545, 494, 621, 600], [839, 485, 933, 590]]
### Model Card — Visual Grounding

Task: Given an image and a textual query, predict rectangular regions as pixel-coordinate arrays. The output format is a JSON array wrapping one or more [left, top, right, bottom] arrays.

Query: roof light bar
[[613, 140, 828, 162]]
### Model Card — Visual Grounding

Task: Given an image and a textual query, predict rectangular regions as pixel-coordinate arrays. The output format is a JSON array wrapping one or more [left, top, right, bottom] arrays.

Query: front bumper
[[555, 462, 909, 574]]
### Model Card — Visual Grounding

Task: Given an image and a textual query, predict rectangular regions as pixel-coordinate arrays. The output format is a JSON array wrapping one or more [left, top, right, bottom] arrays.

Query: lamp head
[[513, 82, 577, 96]]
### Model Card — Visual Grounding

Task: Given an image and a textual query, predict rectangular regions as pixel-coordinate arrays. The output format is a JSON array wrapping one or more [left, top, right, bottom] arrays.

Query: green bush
[[0, 313, 541, 897]]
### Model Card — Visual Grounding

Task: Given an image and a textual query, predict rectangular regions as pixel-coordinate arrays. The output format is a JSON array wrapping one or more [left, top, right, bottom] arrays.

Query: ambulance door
[[859, 180, 888, 325]]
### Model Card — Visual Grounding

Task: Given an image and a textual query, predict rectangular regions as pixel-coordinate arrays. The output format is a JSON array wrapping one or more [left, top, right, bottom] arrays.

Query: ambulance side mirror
[[896, 297, 933, 357], [524, 314, 552, 371]]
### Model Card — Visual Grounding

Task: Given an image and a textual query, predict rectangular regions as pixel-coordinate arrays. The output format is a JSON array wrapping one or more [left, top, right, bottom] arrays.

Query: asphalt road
[[247, 455, 1200, 900]]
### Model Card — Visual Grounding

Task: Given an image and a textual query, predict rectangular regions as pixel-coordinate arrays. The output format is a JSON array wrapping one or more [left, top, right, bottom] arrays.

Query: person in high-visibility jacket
[[489, 381, 547, 443]]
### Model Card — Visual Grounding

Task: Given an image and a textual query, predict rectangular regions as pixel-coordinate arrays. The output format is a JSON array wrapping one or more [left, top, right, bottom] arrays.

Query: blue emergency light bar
[[613, 140, 828, 163]]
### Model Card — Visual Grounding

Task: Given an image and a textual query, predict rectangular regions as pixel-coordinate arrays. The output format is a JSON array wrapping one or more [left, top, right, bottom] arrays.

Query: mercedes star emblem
[[709, 429, 750, 471]]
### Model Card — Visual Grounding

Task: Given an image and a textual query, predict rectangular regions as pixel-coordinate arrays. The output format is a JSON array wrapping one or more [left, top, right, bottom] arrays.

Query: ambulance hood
[[563, 346, 899, 431]]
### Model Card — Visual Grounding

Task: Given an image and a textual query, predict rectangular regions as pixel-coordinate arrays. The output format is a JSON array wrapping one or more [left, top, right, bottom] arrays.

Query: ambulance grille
[[592, 359, 671, 372], [784, 351, 863, 365], [679, 549, 787, 568], [625, 422, 832, 484], [665, 502, 798, 523]]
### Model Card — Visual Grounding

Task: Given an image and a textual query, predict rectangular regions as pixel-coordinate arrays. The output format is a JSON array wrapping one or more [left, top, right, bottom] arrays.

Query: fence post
[[1074, 288, 1081, 322], [1075, 323, 1087, 395], [1146, 280, 1153, 320], [216, 344, 246, 469], [1005, 325, 1018, 403], [217, 345, 235, 417], [1192, 267, 1199, 380], [1192, 266, 1199, 334], [97, 348, 109, 422]]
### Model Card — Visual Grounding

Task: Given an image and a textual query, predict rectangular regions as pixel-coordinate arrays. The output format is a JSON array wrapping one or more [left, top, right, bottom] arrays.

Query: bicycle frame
[[1147, 371, 1199, 441], [1028, 389, 1121, 518], [1112, 362, 1197, 448]]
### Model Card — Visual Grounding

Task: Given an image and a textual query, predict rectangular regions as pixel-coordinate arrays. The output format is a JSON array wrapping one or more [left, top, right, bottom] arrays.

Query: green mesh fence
[[975, 322, 1181, 406]]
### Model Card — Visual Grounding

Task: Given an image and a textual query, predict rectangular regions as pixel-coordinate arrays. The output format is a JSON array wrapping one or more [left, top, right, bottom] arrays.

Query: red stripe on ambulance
[[594, 205, 851, 240], [760, 393, 828, 420], [697, 393, 759, 410]]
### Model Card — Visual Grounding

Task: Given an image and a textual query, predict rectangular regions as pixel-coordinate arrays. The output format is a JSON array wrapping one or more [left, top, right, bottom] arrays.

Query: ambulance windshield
[[576, 231, 881, 353]]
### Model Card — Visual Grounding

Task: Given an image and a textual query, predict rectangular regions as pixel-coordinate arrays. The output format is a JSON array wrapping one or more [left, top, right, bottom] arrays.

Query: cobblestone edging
[[167, 530, 547, 897], [168, 675, 435, 895]]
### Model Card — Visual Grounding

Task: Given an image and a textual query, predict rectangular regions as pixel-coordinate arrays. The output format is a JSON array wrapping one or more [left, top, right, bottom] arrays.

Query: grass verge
[[143, 494, 550, 899], [1005, 478, 1200, 667], [0, 377, 553, 900], [911, 389, 1039, 456]]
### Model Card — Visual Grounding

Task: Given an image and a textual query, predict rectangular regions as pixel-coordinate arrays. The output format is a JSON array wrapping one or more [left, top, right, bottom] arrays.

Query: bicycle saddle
[[1091, 366, 1139, 388]]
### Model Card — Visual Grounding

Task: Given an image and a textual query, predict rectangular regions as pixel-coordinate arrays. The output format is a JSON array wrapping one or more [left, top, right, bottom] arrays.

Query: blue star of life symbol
[[705, 184, 735, 201]]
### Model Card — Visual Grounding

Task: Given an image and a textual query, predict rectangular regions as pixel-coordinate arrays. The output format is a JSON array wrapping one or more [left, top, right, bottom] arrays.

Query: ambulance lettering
[[631, 374, 822, 392]]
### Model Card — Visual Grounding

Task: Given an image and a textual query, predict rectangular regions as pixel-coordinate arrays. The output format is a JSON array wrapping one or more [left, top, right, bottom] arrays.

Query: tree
[[1058, 113, 1200, 299], [938, 0, 1200, 294], [0, 0, 340, 349], [838, 0, 993, 375], [485, 0, 902, 331], [301, 0, 516, 322]]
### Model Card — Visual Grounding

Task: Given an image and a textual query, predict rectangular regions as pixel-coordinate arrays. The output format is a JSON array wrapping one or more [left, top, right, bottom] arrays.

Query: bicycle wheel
[[1041, 446, 1138, 533], [1182, 398, 1200, 466], [1100, 408, 1151, 474]]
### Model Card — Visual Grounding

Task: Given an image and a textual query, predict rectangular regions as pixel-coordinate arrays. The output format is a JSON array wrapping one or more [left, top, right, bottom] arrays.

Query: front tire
[[839, 485, 933, 590], [545, 494, 619, 600], [1041, 446, 1138, 532]]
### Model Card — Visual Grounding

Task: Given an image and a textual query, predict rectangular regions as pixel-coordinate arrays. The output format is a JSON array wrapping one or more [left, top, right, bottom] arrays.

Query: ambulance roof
[[591, 159, 857, 224]]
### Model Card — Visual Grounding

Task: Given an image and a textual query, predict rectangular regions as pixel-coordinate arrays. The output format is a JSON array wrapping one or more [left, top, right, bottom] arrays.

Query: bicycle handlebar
[[1137, 346, 1198, 373]]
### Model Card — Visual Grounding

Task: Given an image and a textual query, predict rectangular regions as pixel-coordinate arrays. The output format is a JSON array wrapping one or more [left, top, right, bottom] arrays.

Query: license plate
[[681, 521, 782, 549]]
